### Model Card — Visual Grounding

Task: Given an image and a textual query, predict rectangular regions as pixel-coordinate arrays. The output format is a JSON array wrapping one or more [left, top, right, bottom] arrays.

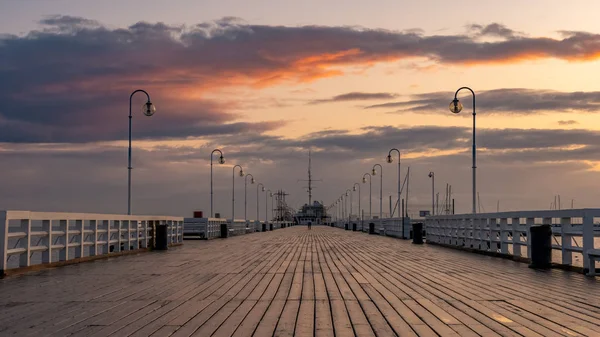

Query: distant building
[[295, 201, 328, 225]]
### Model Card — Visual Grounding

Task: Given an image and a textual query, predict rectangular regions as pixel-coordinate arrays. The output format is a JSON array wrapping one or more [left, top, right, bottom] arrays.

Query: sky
[[2, 0, 600, 218]]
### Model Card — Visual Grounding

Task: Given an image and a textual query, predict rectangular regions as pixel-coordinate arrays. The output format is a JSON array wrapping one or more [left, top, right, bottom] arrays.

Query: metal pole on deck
[[450, 87, 476, 214]]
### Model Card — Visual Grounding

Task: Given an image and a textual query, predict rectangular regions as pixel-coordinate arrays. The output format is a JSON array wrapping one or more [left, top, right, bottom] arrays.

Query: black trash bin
[[344, 223, 349, 230], [529, 224, 552, 269], [155, 223, 168, 250], [369, 223, 375, 234], [352, 223, 357, 231], [412, 222, 423, 244], [269, 223, 273, 231], [262, 223, 267, 232], [220, 223, 228, 238]]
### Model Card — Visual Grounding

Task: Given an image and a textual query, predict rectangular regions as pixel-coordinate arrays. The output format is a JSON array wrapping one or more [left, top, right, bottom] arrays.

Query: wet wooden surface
[[1, 226, 599, 336]]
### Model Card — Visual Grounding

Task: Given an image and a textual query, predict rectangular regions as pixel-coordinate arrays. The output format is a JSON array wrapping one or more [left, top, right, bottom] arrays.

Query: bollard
[[352, 223, 357, 231], [220, 223, 228, 238], [269, 223, 273, 231], [155, 223, 169, 250], [369, 223, 375, 235], [529, 224, 552, 269], [412, 222, 423, 244], [330, 223, 334, 227], [345, 223, 349, 230], [262, 223, 267, 232]]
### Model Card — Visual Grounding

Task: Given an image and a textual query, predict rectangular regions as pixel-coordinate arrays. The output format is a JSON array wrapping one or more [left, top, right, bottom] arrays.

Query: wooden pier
[[1, 226, 599, 336]]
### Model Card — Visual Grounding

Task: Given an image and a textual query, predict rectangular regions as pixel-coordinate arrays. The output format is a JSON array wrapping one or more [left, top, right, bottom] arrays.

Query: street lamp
[[450, 87, 476, 214], [386, 148, 401, 218], [346, 189, 352, 224], [266, 189, 272, 224], [372, 164, 383, 220], [244, 174, 255, 220], [232, 165, 244, 220], [428, 172, 435, 216], [353, 183, 360, 225], [257, 183, 265, 222], [128, 89, 155, 215], [362, 173, 372, 220], [210, 149, 225, 217]]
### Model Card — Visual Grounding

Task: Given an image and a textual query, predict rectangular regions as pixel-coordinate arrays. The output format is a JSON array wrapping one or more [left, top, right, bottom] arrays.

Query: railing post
[[75, 220, 83, 258], [19, 219, 31, 267], [117, 220, 122, 252], [561, 217, 572, 265], [104, 220, 111, 254], [59, 220, 68, 261], [91, 220, 98, 256], [489, 218, 496, 252], [582, 211, 594, 273], [42, 220, 51, 263], [0, 211, 8, 274], [500, 218, 509, 254], [512, 218, 521, 257]]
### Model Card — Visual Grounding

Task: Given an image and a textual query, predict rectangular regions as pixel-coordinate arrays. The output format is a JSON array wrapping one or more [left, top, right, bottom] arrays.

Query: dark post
[[369, 222, 375, 235], [412, 222, 423, 244], [262, 223, 267, 232], [269, 223, 273, 231], [155, 223, 168, 250], [220, 223, 228, 238], [402, 199, 405, 218], [452, 199, 455, 214], [529, 224, 552, 269], [352, 223, 357, 231], [345, 223, 349, 230]]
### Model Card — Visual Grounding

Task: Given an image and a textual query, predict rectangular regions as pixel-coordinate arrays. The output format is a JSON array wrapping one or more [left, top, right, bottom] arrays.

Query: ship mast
[[298, 150, 321, 206], [308, 150, 312, 205]]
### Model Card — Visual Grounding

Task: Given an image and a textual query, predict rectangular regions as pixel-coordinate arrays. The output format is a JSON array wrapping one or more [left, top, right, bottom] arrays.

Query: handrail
[[1, 210, 184, 274], [425, 208, 598, 273]]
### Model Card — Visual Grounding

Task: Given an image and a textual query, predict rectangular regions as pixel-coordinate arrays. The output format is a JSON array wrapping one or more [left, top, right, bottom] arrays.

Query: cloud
[[365, 89, 600, 115], [558, 120, 579, 125], [2, 125, 600, 216], [308, 92, 399, 104], [4, 17, 600, 143], [468, 23, 522, 39]]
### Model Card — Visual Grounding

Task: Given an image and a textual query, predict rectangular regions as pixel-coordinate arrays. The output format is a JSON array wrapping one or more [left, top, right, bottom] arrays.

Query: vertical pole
[[369, 178, 372, 220], [245, 179, 247, 220], [583, 211, 594, 273], [128, 99, 132, 215], [380, 170, 383, 220], [397, 153, 401, 219], [0, 212, 8, 274], [232, 169, 235, 220], [210, 155, 214, 218], [472, 94, 477, 214], [431, 174, 435, 216]]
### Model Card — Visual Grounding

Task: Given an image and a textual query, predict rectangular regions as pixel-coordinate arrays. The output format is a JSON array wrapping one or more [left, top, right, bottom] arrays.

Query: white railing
[[425, 209, 600, 273], [0, 210, 184, 274], [333, 217, 413, 237]]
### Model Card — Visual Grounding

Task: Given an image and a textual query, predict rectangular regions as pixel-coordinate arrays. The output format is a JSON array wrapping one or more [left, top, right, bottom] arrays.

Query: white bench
[[588, 249, 600, 276]]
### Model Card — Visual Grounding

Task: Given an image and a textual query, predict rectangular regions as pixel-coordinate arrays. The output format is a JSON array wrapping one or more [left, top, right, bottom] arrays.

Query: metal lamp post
[[266, 189, 272, 224], [232, 165, 244, 220], [346, 189, 352, 224], [386, 148, 401, 218], [372, 164, 383, 220], [362, 173, 372, 220], [428, 172, 435, 216], [450, 87, 476, 214], [210, 149, 225, 218], [353, 183, 360, 225], [128, 89, 156, 215], [244, 174, 255, 220], [257, 183, 265, 222]]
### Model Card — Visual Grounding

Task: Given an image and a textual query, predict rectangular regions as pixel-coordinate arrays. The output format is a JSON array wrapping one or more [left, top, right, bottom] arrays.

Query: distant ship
[[294, 151, 330, 225]]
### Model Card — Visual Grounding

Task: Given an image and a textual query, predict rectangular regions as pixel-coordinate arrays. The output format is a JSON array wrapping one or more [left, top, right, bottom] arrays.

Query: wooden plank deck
[[1, 226, 599, 337]]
